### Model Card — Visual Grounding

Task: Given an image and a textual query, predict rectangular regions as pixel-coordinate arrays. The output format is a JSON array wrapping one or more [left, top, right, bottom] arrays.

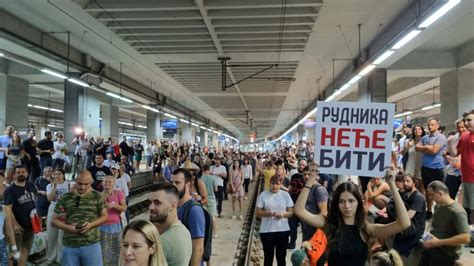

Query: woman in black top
[[295, 167, 410, 266]]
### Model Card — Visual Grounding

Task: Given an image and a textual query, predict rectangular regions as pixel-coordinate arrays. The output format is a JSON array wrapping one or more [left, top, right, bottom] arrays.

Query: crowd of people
[[0, 108, 471, 265]]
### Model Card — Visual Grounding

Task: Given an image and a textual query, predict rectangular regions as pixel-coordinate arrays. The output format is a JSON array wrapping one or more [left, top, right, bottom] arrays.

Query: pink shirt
[[103, 190, 124, 225]]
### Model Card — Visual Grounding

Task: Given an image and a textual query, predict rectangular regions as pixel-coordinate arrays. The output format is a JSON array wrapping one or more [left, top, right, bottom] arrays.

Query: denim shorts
[[0, 238, 7, 265]]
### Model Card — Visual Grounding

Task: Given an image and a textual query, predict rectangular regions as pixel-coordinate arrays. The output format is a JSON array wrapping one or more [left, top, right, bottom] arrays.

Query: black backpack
[[182, 201, 213, 262]]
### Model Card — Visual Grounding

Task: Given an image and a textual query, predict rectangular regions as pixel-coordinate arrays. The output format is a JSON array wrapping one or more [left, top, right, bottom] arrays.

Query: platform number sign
[[314, 101, 395, 177]]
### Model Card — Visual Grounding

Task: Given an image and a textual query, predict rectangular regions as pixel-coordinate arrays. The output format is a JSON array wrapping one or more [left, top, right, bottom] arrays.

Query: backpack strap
[[182, 200, 201, 229]]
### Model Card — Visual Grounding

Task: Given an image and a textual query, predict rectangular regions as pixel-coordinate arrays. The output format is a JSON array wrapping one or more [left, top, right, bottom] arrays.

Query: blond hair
[[120, 220, 168, 266]]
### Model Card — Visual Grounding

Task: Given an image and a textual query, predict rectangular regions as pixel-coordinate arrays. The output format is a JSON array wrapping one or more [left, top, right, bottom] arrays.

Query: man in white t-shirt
[[210, 158, 227, 218]]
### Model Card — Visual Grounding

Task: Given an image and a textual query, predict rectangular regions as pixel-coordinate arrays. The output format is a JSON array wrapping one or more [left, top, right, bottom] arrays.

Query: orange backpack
[[306, 229, 327, 266]]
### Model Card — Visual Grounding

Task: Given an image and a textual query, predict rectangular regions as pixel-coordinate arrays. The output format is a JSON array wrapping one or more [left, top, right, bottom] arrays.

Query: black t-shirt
[[88, 165, 112, 191], [393, 189, 426, 256], [289, 173, 305, 203], [94, 142, 107, 159], [119, 141, 129, 156], [3, 182, 37, 228], [37, 139, 53, 158], [134, 144, 144, 156], [22, 138, 37, 158]]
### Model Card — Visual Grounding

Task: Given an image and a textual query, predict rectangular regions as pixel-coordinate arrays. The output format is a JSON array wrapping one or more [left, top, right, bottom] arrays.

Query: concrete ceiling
[[2, 0, 473, 142]]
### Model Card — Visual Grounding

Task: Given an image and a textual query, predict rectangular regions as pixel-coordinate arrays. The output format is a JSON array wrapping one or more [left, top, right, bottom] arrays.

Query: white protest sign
[[314, 101, 395, 177]]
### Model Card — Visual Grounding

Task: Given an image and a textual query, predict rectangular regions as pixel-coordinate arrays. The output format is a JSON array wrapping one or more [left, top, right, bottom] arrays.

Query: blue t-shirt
[[177, 199, 205, 239], [0, 135, 12, 159], [421, 132, 447, 169]]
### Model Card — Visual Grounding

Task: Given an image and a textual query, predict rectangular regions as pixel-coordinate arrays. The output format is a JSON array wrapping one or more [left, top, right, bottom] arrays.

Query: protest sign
[[314, 101, 395, 177]]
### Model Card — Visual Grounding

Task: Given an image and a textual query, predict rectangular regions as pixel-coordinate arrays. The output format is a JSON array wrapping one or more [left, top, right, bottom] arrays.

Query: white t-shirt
[[242, 164, 253, 180], [114, 173, 131, 197], [210, 165, 227, 187], [256, 190, 293, 233], [46, 181, 74, 203], [52, 141, 68, 159]]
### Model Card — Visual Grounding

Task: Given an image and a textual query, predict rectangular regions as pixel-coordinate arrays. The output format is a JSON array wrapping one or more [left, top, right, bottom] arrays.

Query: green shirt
[[160, 222, 192, 266], [54, 190, 106, 247], [200, 175, 217, 199], [431, 201, 469, 258]]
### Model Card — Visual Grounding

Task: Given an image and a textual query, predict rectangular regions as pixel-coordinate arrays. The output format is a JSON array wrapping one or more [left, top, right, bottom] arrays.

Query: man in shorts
[[3, 165, 37, 266]]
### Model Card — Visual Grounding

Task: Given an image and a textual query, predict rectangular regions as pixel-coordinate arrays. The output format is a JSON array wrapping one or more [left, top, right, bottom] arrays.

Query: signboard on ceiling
[[162, 119, 178, 129], [314, 101, 395, 177]]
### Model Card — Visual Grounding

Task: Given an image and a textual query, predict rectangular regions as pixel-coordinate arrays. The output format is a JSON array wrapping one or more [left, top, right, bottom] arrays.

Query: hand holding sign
[[384, 166, 397, 183]]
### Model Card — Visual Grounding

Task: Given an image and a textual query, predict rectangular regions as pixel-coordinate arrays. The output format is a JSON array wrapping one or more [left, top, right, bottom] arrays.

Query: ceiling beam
[[84, 0, 197, 12], [95, 10, 202, 21], [205, 0, 323, 9], [196, 92, 288, 97]]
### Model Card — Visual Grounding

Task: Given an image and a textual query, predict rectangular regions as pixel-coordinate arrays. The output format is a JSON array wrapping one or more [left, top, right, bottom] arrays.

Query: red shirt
[[457, 132, 474, 183]]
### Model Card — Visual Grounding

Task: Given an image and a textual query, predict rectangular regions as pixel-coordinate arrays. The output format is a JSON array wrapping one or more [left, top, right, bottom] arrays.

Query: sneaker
[[232, 215, 237, 220], [239, 215, 243, 220]]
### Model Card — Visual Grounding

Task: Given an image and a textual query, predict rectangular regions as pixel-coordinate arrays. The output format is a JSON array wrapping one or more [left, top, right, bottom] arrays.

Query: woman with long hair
[[230, 159, 244, 220], [120, 220, 168, 266], [101, 175, 127, 266], [403, 124, 426, 194], [5, 133, 26, 184], [46, 168, 74, 264], [370, 249, 403, 266], [295, 167, 410, 266]]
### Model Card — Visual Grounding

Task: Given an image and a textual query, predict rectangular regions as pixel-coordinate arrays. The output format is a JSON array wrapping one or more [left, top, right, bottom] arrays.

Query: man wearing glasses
[[51, 170, 108, 265]]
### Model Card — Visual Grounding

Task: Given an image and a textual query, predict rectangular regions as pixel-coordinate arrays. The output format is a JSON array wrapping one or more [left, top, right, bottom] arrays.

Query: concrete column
[[358, 68, 387, 103], [305, 127, 315, 141], [101, 104, 119, 139], [203, 131, 209, 147], [64, 77, 101, 145], [146, 111, 163, 141], [212, 133, 218, 147], [181, 123, 192, 144], [440, 69, 474, 130], [0, 74, 29, 130]]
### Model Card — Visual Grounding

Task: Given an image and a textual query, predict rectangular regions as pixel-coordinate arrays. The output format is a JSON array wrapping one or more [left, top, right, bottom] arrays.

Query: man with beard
[[149, 182, 192, 266], [22, 129, 40, 182], [172, 168, 205, 266], [392, 174, 426, 264], [3, 165, 37, 266]]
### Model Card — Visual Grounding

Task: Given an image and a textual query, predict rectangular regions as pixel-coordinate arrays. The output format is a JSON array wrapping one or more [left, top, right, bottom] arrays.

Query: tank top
[[328, 224, 368, 266]]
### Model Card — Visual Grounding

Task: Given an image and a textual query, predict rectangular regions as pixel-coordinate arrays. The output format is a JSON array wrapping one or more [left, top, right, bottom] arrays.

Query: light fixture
[[136, 125, 147, 129], [0, 52, 4, 57], [359, 65, 376, 76], [164, 113, 177, 119], [419, 0, 461, 28], [191, 123, 199, 127], [47, 124, 61, 128], [199, 126, 206, 130], [394, 111, 413, 118], [421, 103, 441, 111], [67, 78, 90, 87], [339, 83, 351, 91], [32, 105, 49, 110], [141, 105, 159, 113], [119, 96, 133, 103], [348, 75, 362, 84], [106, 92, 121, 98], [48, 108, 64, 113], [118, 121, 133, 126], [333, 90, 342, 96], [325, 94, 336, 102], [41, 69, 68, 80], [392, 30, 421, 49], [180, 119, 189, 124], [373, 50, 395, 65]]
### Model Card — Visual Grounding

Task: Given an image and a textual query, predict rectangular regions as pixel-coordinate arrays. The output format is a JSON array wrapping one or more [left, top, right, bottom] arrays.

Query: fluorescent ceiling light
[[136, 125, 147, 129], [348, 75, 362, 84], [392, 30, 421, 49], [180, 119, 189, 124], [41, 69, 68, 79], [0, 52, 4, 57], [67, 78, 90, 87], [48, 108, 64, 113], [422, 103, 441, 111], [33, 105, 49, 110], [191, 123, 199, 127], [419, 0, 460, 28], [373, 50, 395, 65], [118, 121, 133, 126], [47, 124, 61, 128], [199, 126, 206, 130], [141, 105, 152, 110], [359, 65, 376, 76], [164, 113, 177, 119], [394, 111, 413, 118], [206, 128, 212, 132], [325, 95, 336, 102], [106, 92, 121, 99], [333, 90, 342, 96], [339, 83, 351, 91], [27, 104, 33, 107], [119, 97, 133, 103], [142, 105, 159, 112], [212, 130, 220, 134], [433, 103, 441, 108]]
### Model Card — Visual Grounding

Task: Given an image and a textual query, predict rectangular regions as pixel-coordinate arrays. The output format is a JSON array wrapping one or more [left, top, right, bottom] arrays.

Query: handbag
[[306, 229, 327, 265], [227, 183, 235, 194]]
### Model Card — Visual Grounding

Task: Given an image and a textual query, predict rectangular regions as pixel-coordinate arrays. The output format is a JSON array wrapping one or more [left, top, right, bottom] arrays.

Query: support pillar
[[64, 77, 101, 146], [181, 123, 192, 144], [358, 69, 387, 103], [0, 74, 29, 130], [101, 104, 119, 139], [305, 127, 315, 142], [440, 69, 474, 131], [212, 133, 218, 147], [146, 111, 163, 141]]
